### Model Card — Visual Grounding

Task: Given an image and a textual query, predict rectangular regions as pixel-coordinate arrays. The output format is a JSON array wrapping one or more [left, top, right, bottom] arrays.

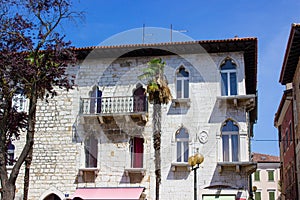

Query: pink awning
[[72, 187, 144, 200]]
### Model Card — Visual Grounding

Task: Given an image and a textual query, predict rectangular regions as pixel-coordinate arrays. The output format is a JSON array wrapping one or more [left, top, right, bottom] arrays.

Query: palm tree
[[139, 58, 172, 200]]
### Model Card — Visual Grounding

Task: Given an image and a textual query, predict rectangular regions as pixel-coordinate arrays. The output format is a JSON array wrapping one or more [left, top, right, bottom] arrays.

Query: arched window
[[176, 127, 189, 162], [220, 58, 237, 96], [90, 87, 102, 114], [129, 137, 144, 168], [43, 194, 61, 200], [176, 67, 189, 99], [222, 120, 239, 162], [84, 135, 98, 168], [133, 85, 146, 112]]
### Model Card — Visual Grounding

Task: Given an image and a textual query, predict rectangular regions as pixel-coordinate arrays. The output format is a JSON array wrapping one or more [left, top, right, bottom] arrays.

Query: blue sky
[[62, 0, 300, 156]]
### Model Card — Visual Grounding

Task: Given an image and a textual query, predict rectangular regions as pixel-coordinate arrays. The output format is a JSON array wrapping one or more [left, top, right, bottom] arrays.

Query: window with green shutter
[[255, 191, 261, 200], [254, 170, 260, 181], [268, 170, 274, 181], [268, 191, 275, 200]]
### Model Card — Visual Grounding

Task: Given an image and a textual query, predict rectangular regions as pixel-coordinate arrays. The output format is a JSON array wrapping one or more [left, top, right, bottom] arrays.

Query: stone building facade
[[275, 88, 298, 200], [279, 23, 300, 199], [251, 153, 281, 200], [11, 38, 257, 200]]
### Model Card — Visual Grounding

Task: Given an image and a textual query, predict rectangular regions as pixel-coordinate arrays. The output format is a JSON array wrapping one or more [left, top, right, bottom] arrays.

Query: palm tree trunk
[[153, 93, 162, 200]]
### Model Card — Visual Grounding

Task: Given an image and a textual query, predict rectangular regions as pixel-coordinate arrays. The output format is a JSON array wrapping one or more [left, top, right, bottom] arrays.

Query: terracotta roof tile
[[252, 152, 280, 162], [71, 37, 257, 51]]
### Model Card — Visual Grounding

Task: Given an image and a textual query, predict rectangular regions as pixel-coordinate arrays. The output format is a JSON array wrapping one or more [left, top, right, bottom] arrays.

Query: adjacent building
[[274, 88, 298, 200], [276, 23, 300, 199], [251, 153, 281, 200], [11, 37, 258, 200]]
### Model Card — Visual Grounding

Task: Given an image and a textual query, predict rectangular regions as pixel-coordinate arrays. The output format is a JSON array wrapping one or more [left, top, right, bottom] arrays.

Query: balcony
[[217, 161, 257, 174], [216, 94, 256, 110], [79, 96, 148, 133]]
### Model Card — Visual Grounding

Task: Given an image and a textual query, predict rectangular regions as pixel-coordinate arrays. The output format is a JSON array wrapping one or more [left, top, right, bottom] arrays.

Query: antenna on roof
[[170, 24, 173, 42], [142, 24, 145, 44], [170, 25, 188, 42]]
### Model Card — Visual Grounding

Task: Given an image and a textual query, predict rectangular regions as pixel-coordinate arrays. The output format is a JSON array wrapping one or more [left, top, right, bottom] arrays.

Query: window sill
[[78, 168, 99, 183], [217, 161, 257, 174], [171, 162, 190, 171], [216, 95, 256, 108], [171, 98, 191, 108], [124, 168, 146, 176], [79, 167, 99, 172]]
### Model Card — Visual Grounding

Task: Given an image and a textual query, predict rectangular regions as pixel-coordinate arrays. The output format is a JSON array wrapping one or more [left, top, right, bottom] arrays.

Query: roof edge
[[71, 37, 257, 51], [279, 23, 300, 84]]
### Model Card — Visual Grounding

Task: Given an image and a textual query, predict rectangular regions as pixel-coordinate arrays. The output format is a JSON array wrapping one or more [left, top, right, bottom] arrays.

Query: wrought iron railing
[[80, 96, 147, 115]]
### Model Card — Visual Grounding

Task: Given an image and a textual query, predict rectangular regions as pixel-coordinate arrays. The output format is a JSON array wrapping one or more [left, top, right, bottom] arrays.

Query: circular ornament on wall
[[198, 131, 208, 144]]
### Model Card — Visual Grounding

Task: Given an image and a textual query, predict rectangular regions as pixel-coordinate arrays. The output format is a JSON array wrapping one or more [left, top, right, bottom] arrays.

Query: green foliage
[[0, 1, 81, 199], [139, 58, 172, 104]]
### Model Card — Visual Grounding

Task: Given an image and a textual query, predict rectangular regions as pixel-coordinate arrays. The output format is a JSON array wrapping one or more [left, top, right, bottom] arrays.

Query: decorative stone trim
[[171, 162, 190, 171], [171, 98, 191, 108], [124, 168, 146, 176], [78, 168, 99, 183]]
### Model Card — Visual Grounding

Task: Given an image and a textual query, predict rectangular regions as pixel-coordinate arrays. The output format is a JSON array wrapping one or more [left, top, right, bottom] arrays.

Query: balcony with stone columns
[[79, 96, 148, 134]]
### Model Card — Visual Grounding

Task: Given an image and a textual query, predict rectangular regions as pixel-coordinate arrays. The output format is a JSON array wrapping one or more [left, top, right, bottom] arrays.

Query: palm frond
[[139, 58, 172, 105]]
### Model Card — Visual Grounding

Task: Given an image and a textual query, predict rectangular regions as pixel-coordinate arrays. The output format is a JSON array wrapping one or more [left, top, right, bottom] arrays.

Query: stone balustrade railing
[[80, 96, 147, 115]]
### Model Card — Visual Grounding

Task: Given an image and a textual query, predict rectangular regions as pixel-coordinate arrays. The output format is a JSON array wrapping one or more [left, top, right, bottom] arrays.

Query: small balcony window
[[176, 127, 189, 163], [89, 87, 102, 114], [176, 67, 189, 99], [220, 58, 237, 96], [221, 119, 239, 162]]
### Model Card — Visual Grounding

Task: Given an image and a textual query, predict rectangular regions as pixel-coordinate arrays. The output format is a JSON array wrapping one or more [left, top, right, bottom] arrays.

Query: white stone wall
[[12, 51, 252, 200]]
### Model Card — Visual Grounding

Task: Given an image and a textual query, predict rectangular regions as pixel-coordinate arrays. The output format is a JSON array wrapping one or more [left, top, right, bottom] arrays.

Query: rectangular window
[[255, 191, 261, 200], [131, 137, 144, 168], [184, 79, 189, 98], [222, 135, 229, 162], [285, 130, 289, 149], [177, 141, 182, 162], [183, 141, 189, 162], [289, 122, 293, 144], [268, 170, 274, 181], [268, 191, 275, 200], [177, 141, 189, 162], [283, 136, 286, 152], [231, 135, 239, 161], [254, 170, 260, 181], [176, 80, 182, 98], [229, 72, 237, 95], [177, 79, 189, 99], [84, 136, 98, 168], [221, 73, 228, 96]]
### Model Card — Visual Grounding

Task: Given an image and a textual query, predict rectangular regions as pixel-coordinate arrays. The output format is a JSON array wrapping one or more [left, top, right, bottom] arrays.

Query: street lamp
[[188, 149, 204, 200]]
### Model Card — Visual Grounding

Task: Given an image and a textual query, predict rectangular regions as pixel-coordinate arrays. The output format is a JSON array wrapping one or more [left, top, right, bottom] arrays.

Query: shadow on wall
[[166, 166, 189, 180]]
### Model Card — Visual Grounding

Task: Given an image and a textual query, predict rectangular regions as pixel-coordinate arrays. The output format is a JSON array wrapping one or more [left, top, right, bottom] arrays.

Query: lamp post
[[188, 149, 204, 200]]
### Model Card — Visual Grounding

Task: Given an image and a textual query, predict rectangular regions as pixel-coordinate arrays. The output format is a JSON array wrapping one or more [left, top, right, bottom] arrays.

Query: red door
[[133, 137, 144, 168]]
